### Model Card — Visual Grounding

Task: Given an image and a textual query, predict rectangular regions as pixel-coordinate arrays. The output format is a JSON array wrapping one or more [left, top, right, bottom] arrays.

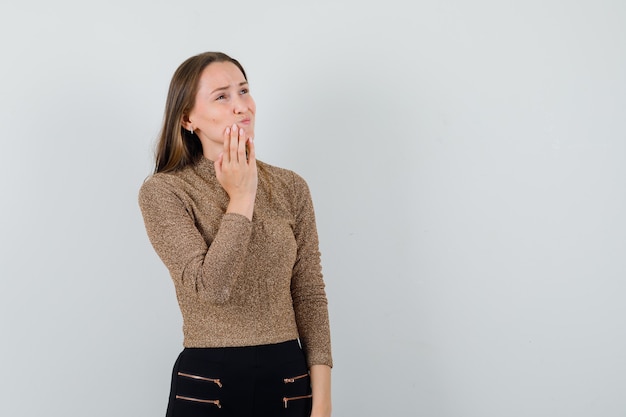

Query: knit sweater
[[138, 157, 332, 368]]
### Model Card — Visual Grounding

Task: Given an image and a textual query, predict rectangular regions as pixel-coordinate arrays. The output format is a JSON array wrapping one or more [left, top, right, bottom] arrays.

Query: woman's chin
[[241, 127, 255, 139]]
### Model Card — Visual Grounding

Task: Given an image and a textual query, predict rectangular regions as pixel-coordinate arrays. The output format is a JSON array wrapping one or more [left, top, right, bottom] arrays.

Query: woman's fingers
[[229, 123, 239, 162], [223, 123, 252, 165], [238, 128, 247, 161], [214, 123, 257, 211], [223, 126, 231, 164], [247, 137, 255, 164]]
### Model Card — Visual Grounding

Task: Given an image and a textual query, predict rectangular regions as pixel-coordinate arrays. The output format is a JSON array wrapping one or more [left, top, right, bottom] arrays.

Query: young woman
[[138, 52, 332, 417]]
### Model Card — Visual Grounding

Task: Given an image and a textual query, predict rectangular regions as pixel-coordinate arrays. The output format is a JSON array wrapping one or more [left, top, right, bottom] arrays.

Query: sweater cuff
[[221, 212, 253, 224]]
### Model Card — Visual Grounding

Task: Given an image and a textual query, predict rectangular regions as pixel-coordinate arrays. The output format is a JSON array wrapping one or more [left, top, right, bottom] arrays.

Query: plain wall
[[1, 0, 625, 416]]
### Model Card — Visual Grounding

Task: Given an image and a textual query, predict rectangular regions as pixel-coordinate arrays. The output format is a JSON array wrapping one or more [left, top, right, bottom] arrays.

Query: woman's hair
[[154, 52, 247, 173]]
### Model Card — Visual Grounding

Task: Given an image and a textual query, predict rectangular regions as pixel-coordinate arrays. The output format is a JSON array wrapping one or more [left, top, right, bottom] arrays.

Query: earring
[[189, 128, 194, 135]]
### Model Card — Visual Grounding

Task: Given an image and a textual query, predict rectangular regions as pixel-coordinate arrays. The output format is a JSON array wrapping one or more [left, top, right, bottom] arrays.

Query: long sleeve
[[138, 175, 253, 304], [289, 172, 333, 368]]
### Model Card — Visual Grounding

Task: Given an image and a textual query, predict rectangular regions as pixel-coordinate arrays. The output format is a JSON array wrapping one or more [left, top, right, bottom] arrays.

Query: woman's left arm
[[310, 364, 332, 417], [289, 171, 333, 366], [288, 171, 333, 416]]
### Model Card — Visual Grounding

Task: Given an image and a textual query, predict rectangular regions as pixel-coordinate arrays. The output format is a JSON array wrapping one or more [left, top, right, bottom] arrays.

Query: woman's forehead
[[199, 61, 246, 90]]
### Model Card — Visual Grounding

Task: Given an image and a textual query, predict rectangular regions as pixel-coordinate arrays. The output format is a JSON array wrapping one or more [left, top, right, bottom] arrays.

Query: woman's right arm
[[139, 125, 257, 303], [138, 177, 253, 304]]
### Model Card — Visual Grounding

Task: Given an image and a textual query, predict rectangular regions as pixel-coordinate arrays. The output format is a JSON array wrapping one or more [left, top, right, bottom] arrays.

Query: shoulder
[[138, 167, 196, 207], [257, 160, 315, 214], [139, 172, 176, 198], [257, 160, 309, 190]]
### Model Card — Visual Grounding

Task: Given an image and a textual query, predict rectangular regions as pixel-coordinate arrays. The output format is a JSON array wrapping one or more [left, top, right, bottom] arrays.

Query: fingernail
[[239, 128, 244, 135], [232, 123, 238, 130]]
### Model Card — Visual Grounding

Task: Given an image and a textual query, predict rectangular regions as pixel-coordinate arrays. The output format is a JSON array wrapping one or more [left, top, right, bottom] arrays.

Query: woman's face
[[185, 61, 256, 160]]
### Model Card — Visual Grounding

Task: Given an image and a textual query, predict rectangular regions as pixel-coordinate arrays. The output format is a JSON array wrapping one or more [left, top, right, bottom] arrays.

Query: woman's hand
[[215, 123, 257, 220], [309, 364, 332, 417]]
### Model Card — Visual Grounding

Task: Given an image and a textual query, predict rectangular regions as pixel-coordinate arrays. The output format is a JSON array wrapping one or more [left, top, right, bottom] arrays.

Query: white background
[[1, 1, 625, 416]]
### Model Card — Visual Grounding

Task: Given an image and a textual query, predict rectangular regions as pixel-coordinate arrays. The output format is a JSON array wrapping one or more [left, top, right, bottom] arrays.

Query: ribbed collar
[[193, 156, 264, 179], [194, 156, 217, 178]]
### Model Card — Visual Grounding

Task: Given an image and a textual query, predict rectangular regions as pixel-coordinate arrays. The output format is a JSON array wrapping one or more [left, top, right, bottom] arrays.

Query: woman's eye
[[240, 88, 249, 95], [216, 94, 226, 101]]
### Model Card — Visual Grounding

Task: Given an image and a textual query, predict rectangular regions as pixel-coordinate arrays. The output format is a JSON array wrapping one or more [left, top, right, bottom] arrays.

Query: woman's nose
[[233, 96, 247, 113]]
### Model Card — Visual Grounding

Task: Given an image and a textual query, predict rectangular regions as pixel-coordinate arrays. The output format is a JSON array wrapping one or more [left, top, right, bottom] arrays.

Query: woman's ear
[[181, 114, 193, 131]]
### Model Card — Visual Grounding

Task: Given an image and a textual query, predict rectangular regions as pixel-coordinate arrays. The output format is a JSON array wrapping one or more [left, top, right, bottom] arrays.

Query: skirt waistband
[[181, 339, 302, 365]]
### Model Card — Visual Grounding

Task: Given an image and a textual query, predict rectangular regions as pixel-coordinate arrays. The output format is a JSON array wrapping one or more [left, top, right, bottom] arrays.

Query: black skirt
[[166, 339, 312, 417]]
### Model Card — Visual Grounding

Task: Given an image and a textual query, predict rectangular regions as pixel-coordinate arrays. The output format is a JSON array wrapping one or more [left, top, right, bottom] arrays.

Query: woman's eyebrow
[[210, 81, 248, 95]]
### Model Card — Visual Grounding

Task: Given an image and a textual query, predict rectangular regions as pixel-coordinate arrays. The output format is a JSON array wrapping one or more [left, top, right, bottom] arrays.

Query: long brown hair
[[154, 52, 247, 173]]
